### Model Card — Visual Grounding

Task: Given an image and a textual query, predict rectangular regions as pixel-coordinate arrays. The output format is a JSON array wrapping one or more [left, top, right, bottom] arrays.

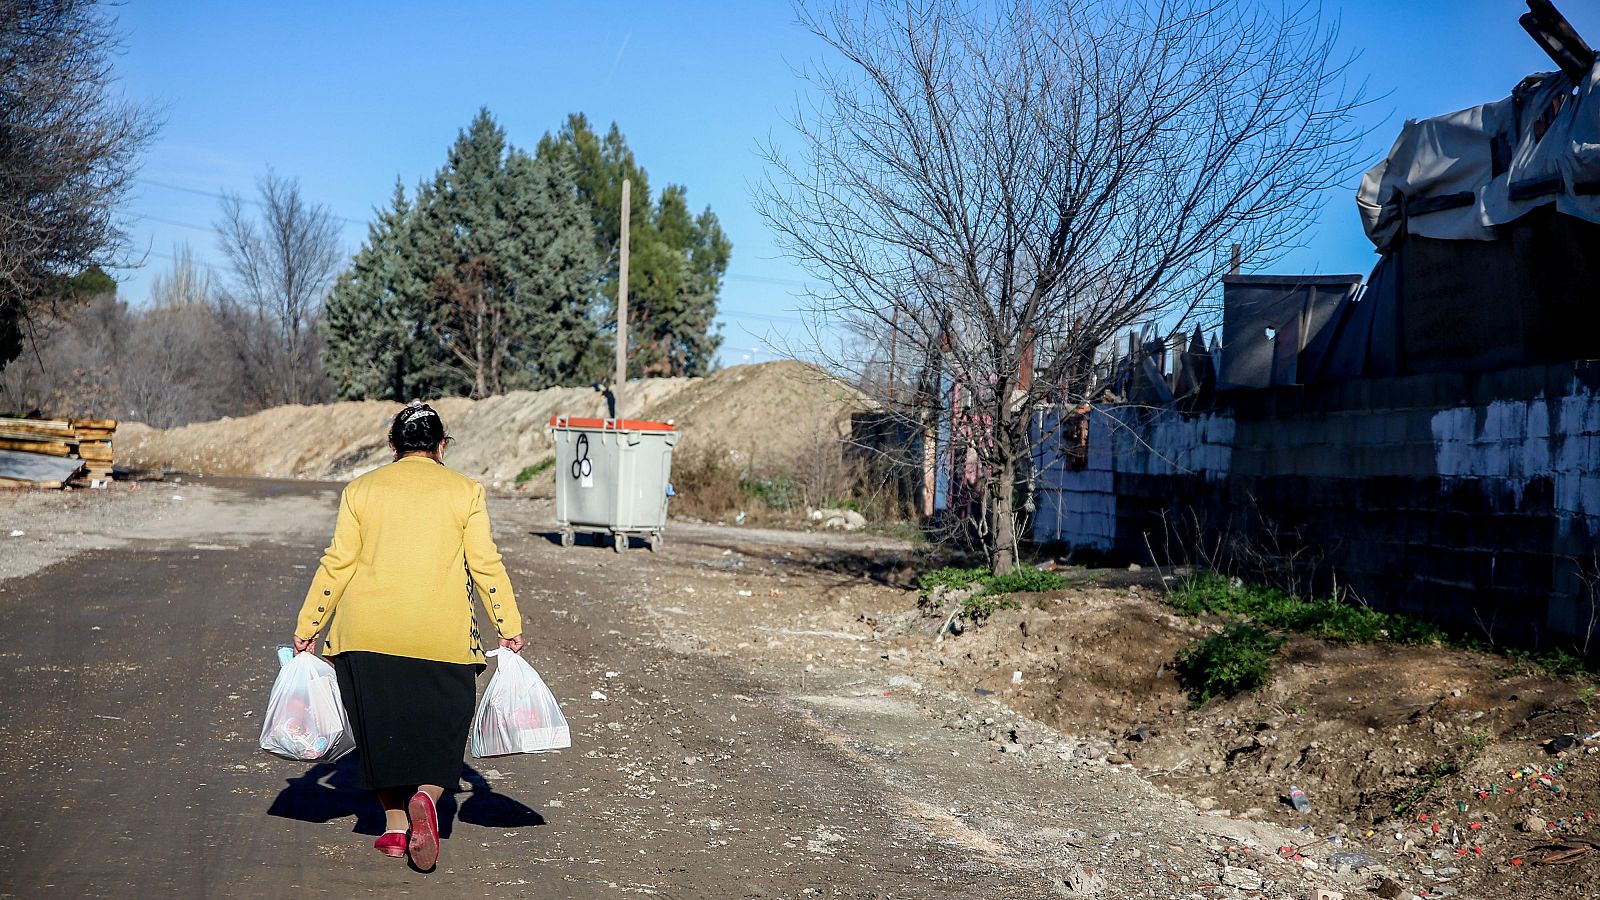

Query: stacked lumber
[[70, 418, 117, 483], [0, 416, 117, 487]]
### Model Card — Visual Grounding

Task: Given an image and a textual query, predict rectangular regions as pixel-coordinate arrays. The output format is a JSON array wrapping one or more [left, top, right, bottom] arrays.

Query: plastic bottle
[[1290, 785, 1311, 814]]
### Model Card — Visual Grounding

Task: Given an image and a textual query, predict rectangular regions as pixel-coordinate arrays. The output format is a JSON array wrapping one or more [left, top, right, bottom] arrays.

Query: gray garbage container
[[548, 416, 678, 552]]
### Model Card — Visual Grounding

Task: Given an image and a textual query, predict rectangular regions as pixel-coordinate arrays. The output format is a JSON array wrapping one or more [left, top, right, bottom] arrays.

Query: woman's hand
[[499, 634, 524, 653], [292, 636, 315, 655]]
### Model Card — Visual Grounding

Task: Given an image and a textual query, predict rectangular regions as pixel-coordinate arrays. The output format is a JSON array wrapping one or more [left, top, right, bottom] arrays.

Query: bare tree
[[148, 242, 212, 308], [759, 0, 1369, 572], [215, 172, 342, 406], [0, 0, 159, 368]]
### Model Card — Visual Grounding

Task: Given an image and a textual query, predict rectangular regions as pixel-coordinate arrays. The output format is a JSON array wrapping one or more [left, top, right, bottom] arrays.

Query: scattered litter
[[1290, 785, 1312, 814], [7, 530, 21, 537], [1010, 670, 1023, 684], [1538, 843, 1594, 865], [1328, 851, 1380, 871], [604, 671, 619, 678], [737, 590, 753, 597], [590, 690, 608, 701]]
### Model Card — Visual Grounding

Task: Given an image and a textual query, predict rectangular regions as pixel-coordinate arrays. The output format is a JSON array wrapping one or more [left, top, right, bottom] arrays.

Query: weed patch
[[1169, 574, 1445, 645], [1174, 623, 1284, 706], [1172, 574, 1600, 679], [1390, 760, 1461, 818], [917, 565, 1067, 623], [514, 457, 554, 485], [742, 475, 800, 511]]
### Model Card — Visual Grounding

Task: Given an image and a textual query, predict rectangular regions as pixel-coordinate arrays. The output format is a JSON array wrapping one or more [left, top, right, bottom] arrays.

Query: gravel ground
[[0, 477, 1372, 899]]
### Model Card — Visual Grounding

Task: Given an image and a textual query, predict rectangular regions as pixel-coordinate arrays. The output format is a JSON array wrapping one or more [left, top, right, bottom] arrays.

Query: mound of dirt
[[118, 361, 871, 486], [644, 359, 870, 453], [905, 581, 1600, 898]]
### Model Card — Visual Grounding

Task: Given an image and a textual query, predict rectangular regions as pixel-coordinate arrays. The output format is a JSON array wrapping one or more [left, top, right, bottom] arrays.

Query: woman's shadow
[[267, 752, 545, 837]]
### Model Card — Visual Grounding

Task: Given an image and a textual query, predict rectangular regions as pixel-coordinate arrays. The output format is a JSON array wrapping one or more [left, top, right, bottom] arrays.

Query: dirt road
[[0, 478, 1347, 899]]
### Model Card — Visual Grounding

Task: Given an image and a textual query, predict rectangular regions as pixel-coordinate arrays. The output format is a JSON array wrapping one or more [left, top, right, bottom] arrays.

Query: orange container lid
[[548, 415, 676, 432]]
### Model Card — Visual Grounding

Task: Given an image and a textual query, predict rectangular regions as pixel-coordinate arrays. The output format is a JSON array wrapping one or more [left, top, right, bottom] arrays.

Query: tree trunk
[[991, 455, 1016, 575]]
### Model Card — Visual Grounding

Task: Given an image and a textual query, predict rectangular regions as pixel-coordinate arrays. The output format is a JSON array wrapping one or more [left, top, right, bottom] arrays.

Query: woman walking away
[[290, 403, 524, 870]]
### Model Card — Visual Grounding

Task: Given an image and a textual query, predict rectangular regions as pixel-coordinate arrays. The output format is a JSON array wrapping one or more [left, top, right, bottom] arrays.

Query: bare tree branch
[[758, 0, 1371, 572], [0, 0, 159, 367], [214, 172, 342, 406]]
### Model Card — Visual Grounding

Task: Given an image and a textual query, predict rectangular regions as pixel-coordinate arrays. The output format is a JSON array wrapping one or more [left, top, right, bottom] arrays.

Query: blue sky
[[108, 1, 1600, 366]]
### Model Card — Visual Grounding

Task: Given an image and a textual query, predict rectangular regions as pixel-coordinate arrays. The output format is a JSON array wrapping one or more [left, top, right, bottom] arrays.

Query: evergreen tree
[[322, 181, 433, 400], [538, 114, 730, 379], [322, 109, 599, 399]]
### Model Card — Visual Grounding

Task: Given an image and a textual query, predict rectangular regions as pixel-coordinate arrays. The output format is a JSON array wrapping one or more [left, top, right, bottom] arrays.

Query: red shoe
[[374, 831, 407, 858], [407, 791, 440, 870]]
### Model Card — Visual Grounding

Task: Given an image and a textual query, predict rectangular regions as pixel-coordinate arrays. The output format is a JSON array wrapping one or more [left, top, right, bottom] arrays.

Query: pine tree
[[537, 114, 730, 379], [321, 181, 434, 400], [410, 109, 599, 397]]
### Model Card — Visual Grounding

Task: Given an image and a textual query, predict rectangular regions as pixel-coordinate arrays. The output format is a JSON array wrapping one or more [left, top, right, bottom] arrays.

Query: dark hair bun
[[390, 403, 446, 454]]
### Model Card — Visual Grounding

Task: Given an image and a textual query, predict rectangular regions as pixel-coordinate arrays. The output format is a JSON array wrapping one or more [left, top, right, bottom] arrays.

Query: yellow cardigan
[[295, 456, 522, 665]]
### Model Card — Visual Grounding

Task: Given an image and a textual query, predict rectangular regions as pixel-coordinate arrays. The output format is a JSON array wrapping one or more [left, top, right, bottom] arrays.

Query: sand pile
[[118, 361, 870, 486]]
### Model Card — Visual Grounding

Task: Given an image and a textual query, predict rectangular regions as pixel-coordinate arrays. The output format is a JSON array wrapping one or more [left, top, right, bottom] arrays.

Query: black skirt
[[333, 651, 478, 792]]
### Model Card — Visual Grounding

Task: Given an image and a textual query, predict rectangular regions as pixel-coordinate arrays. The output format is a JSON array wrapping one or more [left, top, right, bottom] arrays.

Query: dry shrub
[[670, 440, 745, 521], [668, 416, 909, 525]]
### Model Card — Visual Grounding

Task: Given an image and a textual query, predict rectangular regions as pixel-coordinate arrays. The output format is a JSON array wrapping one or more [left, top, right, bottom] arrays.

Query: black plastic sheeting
[[1305, 204, 1600, 383]]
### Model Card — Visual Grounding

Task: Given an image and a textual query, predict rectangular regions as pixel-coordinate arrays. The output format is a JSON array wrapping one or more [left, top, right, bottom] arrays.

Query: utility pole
[[615, 178, 631, 399]]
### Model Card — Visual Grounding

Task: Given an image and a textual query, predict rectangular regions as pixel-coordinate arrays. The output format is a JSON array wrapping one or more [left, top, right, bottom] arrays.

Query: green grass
[[1166, 573, 1599, 704], [514, 457, 555, 484], [1391, 760, 1461, 818], [740, 475, 801, 511], [917, 565, 1068, 623], [1168, 574, 1446, 646], [918, 566, 992, 596], [1173, 623, 1285, 706]]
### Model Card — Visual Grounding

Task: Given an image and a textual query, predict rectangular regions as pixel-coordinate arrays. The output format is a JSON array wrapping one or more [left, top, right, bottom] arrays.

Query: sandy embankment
[[117, 361, 870, 486]]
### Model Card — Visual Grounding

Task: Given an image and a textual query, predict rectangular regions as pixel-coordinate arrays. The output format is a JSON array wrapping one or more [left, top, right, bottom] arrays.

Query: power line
[[128, 212, 212, 233], [135, 183, 815, 289], [132, 249, 809, 325], [724, 272, 812, 288], [137, 178, 368, 226], [715, 307, 808, 325]]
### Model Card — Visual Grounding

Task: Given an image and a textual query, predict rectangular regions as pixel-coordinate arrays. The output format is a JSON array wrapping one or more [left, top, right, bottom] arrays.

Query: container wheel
[[648, 532, 662, 553], [613, 532, 626, 553], [560, 529, 575, 548]]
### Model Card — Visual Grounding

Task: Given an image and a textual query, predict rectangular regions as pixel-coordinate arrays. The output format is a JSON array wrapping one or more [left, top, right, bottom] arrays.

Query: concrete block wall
[[1031, 361, 1600, 648]]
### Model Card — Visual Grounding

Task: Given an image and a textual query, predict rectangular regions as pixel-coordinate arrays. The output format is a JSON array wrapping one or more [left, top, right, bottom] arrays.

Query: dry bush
[[669, 440, 746, 521], [668, 417, 910, 526]]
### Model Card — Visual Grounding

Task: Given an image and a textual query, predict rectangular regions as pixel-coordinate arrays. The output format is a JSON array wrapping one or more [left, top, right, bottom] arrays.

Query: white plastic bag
[[259, 650, 355, 762], [470, 648, 571, 757]]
